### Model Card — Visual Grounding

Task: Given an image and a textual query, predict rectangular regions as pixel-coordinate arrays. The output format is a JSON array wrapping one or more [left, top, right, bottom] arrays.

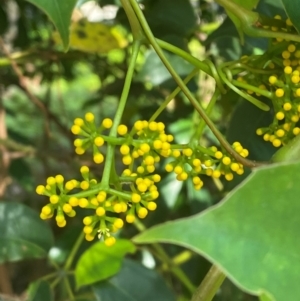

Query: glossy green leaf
[[75, 239, 136, 288], [27, 280, 53, 301], [93, 258, 176, 301], [134, 162, 300, 301], [223, 0, 260, 43], [281, 0, 300, 33], [0, 202, 54, 263], [25, 0, 77, 50]]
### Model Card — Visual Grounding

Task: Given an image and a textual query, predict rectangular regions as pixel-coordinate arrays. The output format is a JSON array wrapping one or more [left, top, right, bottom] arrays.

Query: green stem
[[0, 50, 33, 66], [133, 219, 196, 294], [128, 0, 266, 168], [38, 271, 58, 282], [157, 39, 226, 94], [218, 67, 270, 111], [191, 265, 226, 301], [50, 277, 61, 289], [232, 80, 272, 98], [150, 68, 199, 122], [64, 232, 84, 271], [0, 138, 36, 154], [194, 89, 220, 140], [156, 39, 212, 76], [172, 250, 193, 266], [101, 40, 141, 187], [120, 0, 144, 40], [155, 244, 196, 294], [63, 277, 75, 301]]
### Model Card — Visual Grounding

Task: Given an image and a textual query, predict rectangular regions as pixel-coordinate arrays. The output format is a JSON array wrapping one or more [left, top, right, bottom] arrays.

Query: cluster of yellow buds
[[36, 164, 160, 246], [165, 142, 248, 189], [71, 113, 114, 163], [36, 113, 249, 245], [232, 17, 300, 148]]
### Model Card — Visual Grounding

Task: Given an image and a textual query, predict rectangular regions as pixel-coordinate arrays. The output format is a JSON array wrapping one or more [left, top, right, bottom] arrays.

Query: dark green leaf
[[9, 158, 34, 189], [25, 0, 77, 50], [226, 100, 276, 161], [257, 0, 284, 17], [144, 0, 196, 38], [27, 280, 53, 301], [93, 258, 176, 301], [0, 202, 54, 263], [75, 239, 136, 288], [134, 162, 300, 301], [206, 18, 267, 60], [281, 0, 300, 33], [136, 50, 194, 86], [0, 4, 8, 35]]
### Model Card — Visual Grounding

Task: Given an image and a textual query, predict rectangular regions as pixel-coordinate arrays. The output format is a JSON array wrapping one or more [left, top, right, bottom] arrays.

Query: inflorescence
[[36, 113, 249, 246], [231, 17, 300, 147], [35, 16, 300, 246]]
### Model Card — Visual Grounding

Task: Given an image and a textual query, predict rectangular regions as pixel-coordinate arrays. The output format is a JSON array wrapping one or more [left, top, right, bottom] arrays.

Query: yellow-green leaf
[[75, 239, 136, 288], [53, 19, 127, 53]]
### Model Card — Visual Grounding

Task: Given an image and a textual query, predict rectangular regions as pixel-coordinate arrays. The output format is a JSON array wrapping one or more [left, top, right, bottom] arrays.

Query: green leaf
[[75, 239, 136, 288], [272, 134, 300, 163], [27, 280, 53, 301], [257, 0, 285, 18], [133, 162, 300, 301], [93, 258, 176, 301], [0, 202, 54, 263], [0, 5, 8, 35], [281, 0, 300, 33], [205, 18, 267, 60], [9, 158, 34, 190], [25, 0, 77, 50], [144, 0, 197, 38], [223, 0, 260, 43], [226, 100, 276, 161], [260, 293, 275, 301], [136, 50, 194, 86]]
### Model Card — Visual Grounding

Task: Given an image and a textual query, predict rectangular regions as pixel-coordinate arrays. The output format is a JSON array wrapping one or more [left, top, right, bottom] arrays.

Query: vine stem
[[64, 277, 75, 301], [120, 0, 144, 40], [194, 89, 220, 140], [64, 232, 84, 271], [101, 40, 141, 187], [58, 232, 85, 300], [191, 265, 226, 301], [127, 0, 266, 168], [150, 68, 199, 122], [156, 39, 212, 76], [157, 39, 226, 94]]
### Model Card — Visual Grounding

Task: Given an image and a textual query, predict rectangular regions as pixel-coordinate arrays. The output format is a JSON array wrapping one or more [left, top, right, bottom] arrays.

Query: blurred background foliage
[[0, 0, 284, 300]]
